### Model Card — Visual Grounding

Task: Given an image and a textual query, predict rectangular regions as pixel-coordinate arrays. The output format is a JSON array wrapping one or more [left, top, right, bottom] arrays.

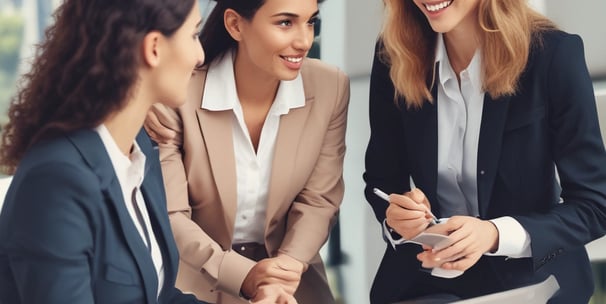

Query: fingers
[[244, 257, 303, 298], [388, 193, 428, 212], [260, 267, 301, 283], [386, 203, 430, 239], [416, 217, 500, 272], [275, 254, 306, 273], [405, 188, 430, 210], [251, 284, 298, 304], [144, 108, 177, 143], [440, 254, 481, 271]]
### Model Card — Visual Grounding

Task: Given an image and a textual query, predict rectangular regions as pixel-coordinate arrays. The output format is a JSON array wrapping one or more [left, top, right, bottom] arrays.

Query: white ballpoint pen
[[373, 188, 439, 225]]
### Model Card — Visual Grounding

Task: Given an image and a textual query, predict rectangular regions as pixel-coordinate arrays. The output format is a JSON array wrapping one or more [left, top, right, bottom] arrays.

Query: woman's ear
[[224, 8, 243, 42], [142, 31, 163, 67]]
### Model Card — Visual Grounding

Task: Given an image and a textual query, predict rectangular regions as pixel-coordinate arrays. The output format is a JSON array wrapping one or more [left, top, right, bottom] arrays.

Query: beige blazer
[[151, 58, 350, 304]]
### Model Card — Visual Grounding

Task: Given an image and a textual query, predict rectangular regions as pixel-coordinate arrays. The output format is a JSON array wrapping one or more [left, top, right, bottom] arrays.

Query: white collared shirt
[[203, 52, 305, 244], [434, 34, 530, 258], [95, 125, 164, 297]]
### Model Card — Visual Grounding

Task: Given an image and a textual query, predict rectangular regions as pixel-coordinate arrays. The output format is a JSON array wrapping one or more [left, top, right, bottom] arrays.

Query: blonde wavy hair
[[380, 0, 556, 108]]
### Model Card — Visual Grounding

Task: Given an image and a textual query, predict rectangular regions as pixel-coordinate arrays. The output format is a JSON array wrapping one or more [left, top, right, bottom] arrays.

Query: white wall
[[320, 0, 382, 77], [319, 2, 384, 303], [543, 0, 606, 78]]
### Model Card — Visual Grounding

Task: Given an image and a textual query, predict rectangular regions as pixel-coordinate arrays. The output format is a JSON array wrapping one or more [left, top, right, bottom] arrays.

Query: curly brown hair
[[0, 0, 196, 174]]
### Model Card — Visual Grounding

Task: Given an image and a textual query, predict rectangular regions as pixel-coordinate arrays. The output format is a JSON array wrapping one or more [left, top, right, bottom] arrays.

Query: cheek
[[255, 31, 286, 54]]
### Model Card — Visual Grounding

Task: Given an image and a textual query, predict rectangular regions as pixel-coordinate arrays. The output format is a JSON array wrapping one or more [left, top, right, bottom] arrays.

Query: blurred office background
[[0, 0, 605, 303]]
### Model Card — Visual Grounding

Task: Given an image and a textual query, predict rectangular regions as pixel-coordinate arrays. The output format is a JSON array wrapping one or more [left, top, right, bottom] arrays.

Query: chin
[[427, 20, 457, 34], [164, 96, 187, 109], [279, 71, 300, 81]]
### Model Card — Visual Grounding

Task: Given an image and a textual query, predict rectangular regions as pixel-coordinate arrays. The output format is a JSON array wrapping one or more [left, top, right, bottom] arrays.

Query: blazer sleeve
[[149, 103, 256, 297], [4, 162, 96, 303], [278, 68, 350, 263], [164, 287, 209, 304], [513, 34, 606, 268], [363, 40, 412, 224]]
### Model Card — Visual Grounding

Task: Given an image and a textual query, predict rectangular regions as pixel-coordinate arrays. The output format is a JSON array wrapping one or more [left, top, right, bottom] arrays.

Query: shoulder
[[12, 134, 101, 199], [534, 29, 582, 47], [301, 58, 349, 84], [300, 58, 350, 103], [19, 135, 84, 171], [529, 29, 585, 65]]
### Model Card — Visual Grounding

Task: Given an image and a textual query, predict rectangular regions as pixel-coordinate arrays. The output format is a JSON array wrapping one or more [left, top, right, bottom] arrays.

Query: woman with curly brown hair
[[0, 0, 208, 303], [364, 0, 606, 303]]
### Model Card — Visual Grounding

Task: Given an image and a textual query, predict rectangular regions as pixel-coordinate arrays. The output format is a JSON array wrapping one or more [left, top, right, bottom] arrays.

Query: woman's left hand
[[417, 216, 499, 271]]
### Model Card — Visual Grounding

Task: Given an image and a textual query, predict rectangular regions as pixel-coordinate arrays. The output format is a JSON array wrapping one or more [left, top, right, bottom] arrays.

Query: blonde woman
[[363, 0, 606, 303]]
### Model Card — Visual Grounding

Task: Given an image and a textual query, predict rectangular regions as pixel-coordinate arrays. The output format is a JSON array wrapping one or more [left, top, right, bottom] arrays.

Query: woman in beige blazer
[[145, 0, 350, 303]]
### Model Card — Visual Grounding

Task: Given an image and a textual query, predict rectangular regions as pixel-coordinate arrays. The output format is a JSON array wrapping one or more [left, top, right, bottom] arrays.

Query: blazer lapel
[[407, 80, 440, 216], [68, 129, 158, 303], [264, 74, 314, 232], [102, 181, 159, 303], [264, 100, 313, 230], [477, 94, 511, 217], [185, 70, 238, 239], [137, 131, 178, 297], [197, 108, 238, 238]]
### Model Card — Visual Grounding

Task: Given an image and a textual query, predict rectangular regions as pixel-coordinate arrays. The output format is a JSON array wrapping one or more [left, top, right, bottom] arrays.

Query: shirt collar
[[94, 124, 146, 189], [434, 33, 483, 91], [202, 50, 305, 115], [435, 33, 455, 85]]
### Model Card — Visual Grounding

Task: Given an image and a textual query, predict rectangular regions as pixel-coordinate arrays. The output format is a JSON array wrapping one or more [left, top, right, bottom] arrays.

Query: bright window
[[0, 0, 213, 129]]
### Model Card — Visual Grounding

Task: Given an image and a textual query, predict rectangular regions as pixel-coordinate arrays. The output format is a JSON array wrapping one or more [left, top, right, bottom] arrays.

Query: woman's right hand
[[385, 188, 434, 239], [144, 105, 177, 144], [241, 255, 304, 299]]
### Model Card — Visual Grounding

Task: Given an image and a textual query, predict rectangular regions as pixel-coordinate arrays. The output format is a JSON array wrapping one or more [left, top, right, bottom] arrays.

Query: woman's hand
[[417, 216, 499, 271], [385, 188, 435, 239], [241, 254, 305, 299], [144, 106, 177, 144], [251, 284, 298, 304]]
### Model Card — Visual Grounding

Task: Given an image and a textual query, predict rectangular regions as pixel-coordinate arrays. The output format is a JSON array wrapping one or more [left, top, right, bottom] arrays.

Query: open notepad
[[404, 232, 465, 279], [406, 232, 453, 249]]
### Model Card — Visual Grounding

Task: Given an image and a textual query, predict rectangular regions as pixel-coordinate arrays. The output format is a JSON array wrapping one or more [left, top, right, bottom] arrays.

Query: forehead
[[256, 0, 318, 17]]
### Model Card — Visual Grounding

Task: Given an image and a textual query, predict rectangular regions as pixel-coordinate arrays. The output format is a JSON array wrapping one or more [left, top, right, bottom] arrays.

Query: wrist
[[487, 221, 499, 253], [382, 219, 406, 249], [240, 270, 257, 300]]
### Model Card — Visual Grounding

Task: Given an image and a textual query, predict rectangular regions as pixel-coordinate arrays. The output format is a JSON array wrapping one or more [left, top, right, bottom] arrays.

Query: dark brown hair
[[0, 0, 196, 174], [202, 0, 323, 65]]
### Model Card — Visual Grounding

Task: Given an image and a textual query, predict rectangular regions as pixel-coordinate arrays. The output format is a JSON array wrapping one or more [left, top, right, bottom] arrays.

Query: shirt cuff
[[382, 219, 406, 249], [216, 250, 256, 297], [486, 216, 532, 258]]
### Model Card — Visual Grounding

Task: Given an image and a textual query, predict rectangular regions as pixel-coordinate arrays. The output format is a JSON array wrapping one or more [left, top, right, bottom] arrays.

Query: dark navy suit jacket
[[364, 30, 606, 303], [0, 129, 206, 304]]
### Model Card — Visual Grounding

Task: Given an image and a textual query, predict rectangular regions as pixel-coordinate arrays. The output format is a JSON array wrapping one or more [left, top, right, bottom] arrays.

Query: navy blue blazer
[[0, 129, 206, 304], [364, 30, 606, 303]]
